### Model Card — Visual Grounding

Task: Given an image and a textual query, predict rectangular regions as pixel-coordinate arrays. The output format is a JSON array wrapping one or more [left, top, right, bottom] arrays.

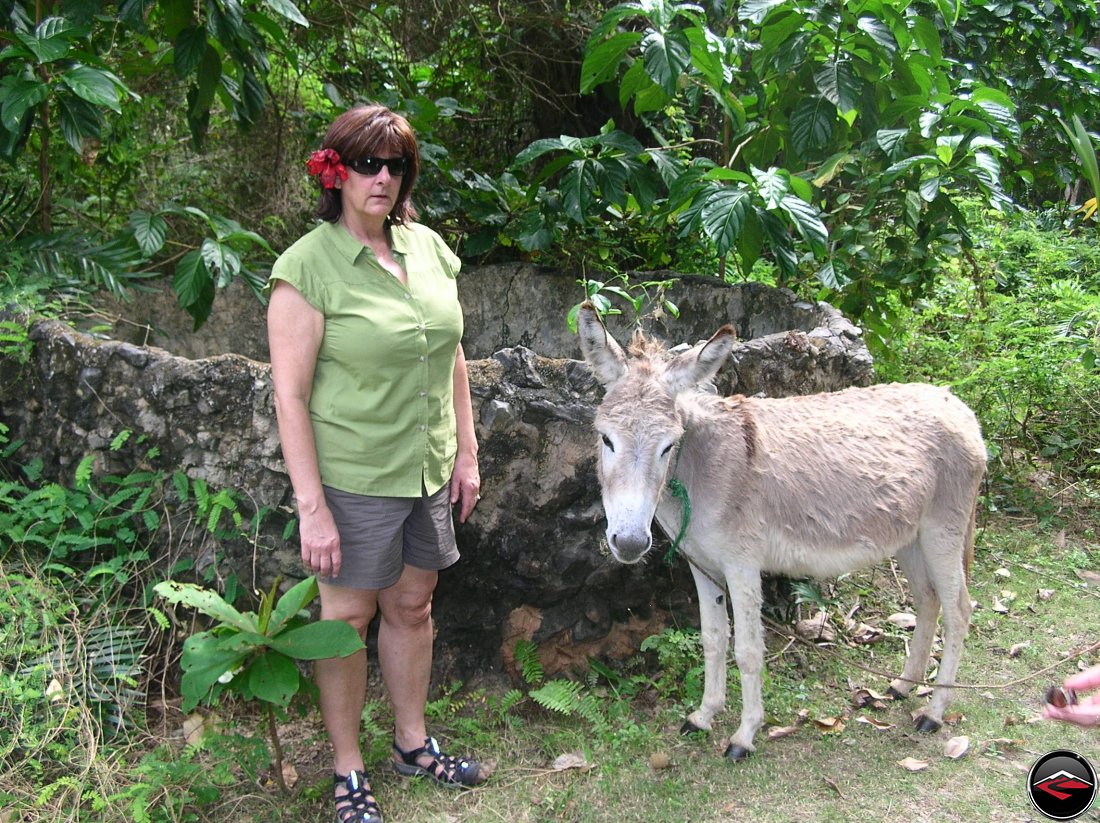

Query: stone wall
[[1, 264, 873, 680]]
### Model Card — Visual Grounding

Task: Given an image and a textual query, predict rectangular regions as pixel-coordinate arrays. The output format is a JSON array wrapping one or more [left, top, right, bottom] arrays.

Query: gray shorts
[[319, 483, 459, 590]]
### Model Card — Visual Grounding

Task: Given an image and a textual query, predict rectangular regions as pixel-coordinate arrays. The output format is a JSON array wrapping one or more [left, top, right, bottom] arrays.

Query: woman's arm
[[268, 280, 343, 576], [449, 343, 480, 523]]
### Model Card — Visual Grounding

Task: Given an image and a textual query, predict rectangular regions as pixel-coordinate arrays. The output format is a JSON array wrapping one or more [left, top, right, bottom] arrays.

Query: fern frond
[[529, 679, 584, 715], [513, 639, 543, 685]]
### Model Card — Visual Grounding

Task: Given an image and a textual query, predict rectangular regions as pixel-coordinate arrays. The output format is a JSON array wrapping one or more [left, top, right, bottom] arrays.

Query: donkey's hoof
[[886, 686, 908, 701], [914, 715, 942, 733], [724, 743, 753, 762], [680, 719, 706, 736]]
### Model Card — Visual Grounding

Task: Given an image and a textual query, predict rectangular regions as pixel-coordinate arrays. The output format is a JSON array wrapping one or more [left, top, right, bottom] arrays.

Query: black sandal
[[392, 736, 483, 788], [334, 770, 383, 823]]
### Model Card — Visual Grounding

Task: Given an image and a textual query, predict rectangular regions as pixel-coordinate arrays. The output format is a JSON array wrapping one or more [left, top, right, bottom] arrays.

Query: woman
[[267, 104, 484, 823]]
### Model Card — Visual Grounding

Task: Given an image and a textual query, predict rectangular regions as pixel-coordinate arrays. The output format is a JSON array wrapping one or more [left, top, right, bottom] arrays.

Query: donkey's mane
[[626, 328, 667, 360]]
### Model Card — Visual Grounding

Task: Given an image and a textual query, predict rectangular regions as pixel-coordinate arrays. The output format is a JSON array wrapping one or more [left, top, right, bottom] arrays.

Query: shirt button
[[419, 391, 427, 398], [418, 424, 427, 432], [418, 355, 426, 362], [418, 323, 426, 331], [403, 292, 412, 299]]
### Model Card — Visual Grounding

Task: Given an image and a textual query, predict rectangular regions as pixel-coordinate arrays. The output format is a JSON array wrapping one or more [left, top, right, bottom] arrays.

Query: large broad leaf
[[172, 250, 212, 309], [514, 137, 572, 167], [267, 576, 318, 634], [619, 56, 669, 114], [129, 210, 169, 256], [60, 65, 122, 112], [247, 650, 300, 707], [876, 128, 909, 160], [265, 620, 365, 660], [173, 25, 207, 78], [514, 210, 554, 252], [641, 28, 691, 96], [0, 78, 49, 132], [581, 31, 641, 93], [179, 631, 257, 712], [263, 0, 309, 27], [172, 250, 215, 329], [856, 15, 897, 57], [561, 161, 598, 224], [17, 20, 76, 64], [738, 0, 789, 24], [752, 166, 789, 210], [154, 580, 259, 633], [789, 96, 836, 156], [759, 209, 798, 278], [814, 58, 860, 114], [700, 185, 752, 257], [56, 93, 101, 153], [200, 238, 241, 287], [780, 194, 828, 258]]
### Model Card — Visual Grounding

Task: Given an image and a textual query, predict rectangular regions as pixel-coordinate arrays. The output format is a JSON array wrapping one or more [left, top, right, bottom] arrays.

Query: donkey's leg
[[888, 542, 940, 702], [683, 565, 730, 735], [724, 566, 766, 761], [917, 521, 973, 732]]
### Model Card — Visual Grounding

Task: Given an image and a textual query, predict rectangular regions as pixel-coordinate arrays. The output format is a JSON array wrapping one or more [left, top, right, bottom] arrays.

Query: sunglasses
[[345, 156, 409, 177]]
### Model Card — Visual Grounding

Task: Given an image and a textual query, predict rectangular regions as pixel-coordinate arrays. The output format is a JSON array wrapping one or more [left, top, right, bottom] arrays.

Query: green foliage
[[153, 576, 363, 713], [877, 205, 1100, 521], [1058, 114, 1099, 222], [534, 0, 1025, 320], [639, 627, 705, 705], [513, 638, 544, 686], [566, 272, 680, 332], [130, 203, 274, 328], [529, 678, 607, 730]]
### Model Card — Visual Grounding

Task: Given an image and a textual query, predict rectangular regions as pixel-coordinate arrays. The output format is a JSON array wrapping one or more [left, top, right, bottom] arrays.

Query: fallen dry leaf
[[795, 611, 836, 643], [887, 612, 917, 629], [847, 622, 885, 645], [1008, 642, 1030, 658], [991, 598, 1010, 614], [1037, 588, 1055, 601], [944, 736, 969, 760], [897, 757, 930, 772], [994, 567, 1011, 578], [1076, 569, 1100, 586], [551, 751, 591, 771], [182, 712, 206, 747], [45, 677, 64, 704], [767, 724, 800, 741], [851, 687, 894, 709], [813, 716, 847, 734], [281, 761, 299, 789], [856, 715, 896, 731]]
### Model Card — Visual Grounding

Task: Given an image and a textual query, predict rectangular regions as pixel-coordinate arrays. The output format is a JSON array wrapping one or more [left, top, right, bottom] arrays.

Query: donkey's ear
[[664, 325, 736, 394], [577, 302, 627, 386]]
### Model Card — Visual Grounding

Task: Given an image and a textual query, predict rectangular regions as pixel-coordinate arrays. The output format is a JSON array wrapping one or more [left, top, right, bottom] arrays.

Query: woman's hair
[[315, 105, 420, 225]]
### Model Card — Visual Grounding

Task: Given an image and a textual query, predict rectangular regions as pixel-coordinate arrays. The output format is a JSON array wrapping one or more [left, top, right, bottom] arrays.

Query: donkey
[[577, 304, 986, 760]]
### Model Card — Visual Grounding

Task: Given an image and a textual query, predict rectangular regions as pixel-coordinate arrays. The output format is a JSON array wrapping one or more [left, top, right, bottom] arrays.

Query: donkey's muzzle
[[607, 529, 652, 564]]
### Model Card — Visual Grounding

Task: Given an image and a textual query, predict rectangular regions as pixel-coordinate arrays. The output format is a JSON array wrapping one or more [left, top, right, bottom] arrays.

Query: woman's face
[[335, 147, 406, 226]]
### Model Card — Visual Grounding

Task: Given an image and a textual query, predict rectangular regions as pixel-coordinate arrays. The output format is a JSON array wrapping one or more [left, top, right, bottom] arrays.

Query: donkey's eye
[[601, 434, 615, 452], [660, 443, 674, 457]]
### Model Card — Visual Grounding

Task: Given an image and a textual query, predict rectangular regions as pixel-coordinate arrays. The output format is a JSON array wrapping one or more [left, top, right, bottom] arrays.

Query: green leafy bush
[[877, 206, 1100, 522]]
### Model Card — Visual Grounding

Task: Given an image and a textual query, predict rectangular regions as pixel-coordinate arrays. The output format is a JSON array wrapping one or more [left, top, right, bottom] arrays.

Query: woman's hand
[[299, 504, 343, 578], [1043, 663, 1100, 728], [450, 450, 481, 524]]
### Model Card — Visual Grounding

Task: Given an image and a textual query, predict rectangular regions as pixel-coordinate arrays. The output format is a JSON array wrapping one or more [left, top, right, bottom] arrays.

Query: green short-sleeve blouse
[[268, 220, 463, 497]]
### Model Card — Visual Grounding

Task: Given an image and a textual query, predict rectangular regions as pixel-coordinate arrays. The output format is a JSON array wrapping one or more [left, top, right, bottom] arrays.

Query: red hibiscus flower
[[306, 148, 348, 189]]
